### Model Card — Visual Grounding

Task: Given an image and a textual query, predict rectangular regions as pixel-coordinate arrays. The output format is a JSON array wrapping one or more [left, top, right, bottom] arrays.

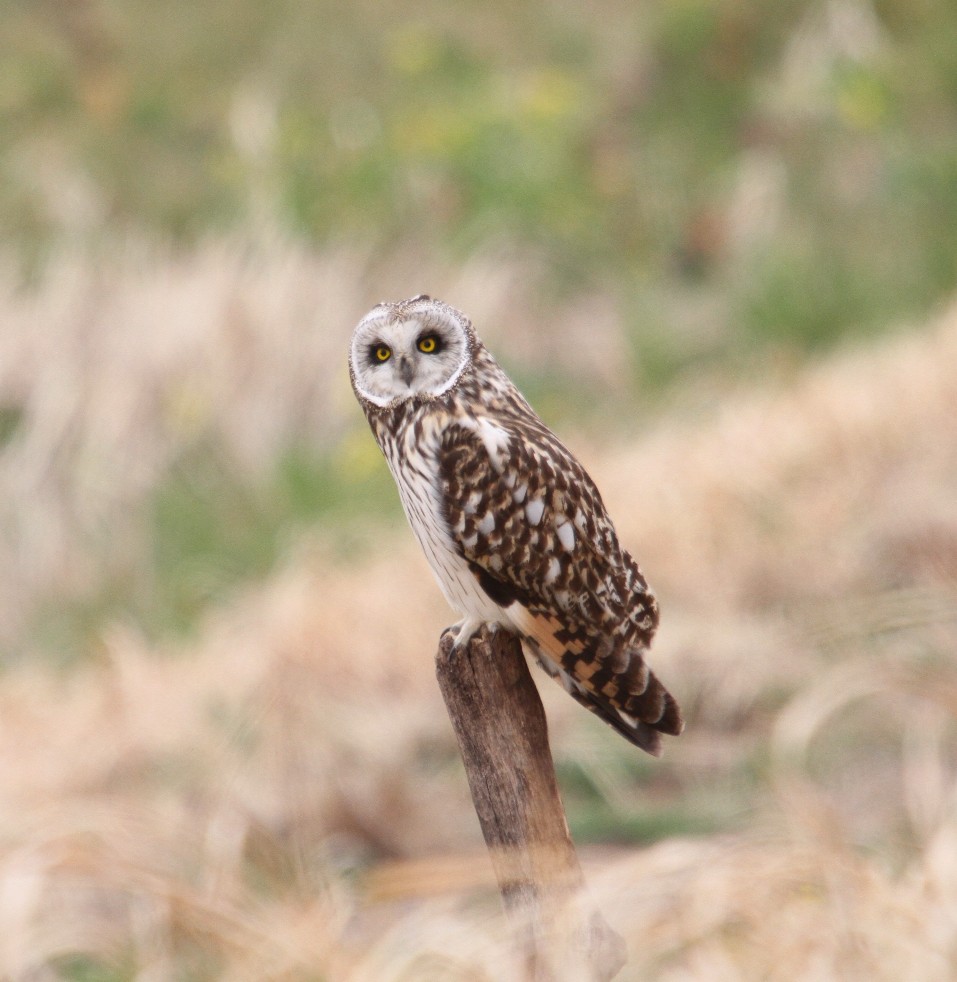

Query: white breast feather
[[384, 414, 507, 628]]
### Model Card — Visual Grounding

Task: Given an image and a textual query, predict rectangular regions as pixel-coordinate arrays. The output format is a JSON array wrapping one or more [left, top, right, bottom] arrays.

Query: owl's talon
[[448, 617, 486, 650]]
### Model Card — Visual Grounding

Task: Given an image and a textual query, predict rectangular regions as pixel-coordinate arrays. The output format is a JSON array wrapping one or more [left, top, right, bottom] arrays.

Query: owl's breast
[[373, 404, 507, 626]]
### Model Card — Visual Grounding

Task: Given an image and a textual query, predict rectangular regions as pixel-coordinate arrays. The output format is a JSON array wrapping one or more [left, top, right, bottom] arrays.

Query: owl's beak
[[397, 355, 415, 386]]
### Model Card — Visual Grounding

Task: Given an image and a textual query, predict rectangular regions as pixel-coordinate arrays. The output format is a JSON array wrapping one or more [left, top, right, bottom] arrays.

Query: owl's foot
[[444, 617, 499, 650]]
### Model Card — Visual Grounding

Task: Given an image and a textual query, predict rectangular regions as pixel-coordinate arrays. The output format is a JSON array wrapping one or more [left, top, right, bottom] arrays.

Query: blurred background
[[1, 1, 957, 978]]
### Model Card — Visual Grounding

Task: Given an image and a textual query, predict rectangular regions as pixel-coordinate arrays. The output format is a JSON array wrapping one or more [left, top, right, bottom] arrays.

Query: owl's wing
[[437, 415, 682, 755]]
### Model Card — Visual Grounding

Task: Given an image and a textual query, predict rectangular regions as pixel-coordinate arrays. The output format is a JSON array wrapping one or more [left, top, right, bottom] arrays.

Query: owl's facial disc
[[349, 298, 471, 407]]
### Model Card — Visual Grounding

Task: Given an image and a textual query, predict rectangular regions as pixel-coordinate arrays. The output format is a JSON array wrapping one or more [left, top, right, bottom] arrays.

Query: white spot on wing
[[525, 498, 545, 525], [477, 512, 495, 536], [512, 483, 528, 503], [556, 520, 575, 552], [545, 557, 561, 583], [465, 416, 511, 471]]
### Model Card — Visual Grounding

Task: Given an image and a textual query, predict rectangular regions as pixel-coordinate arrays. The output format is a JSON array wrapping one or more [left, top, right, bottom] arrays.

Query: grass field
[[2, 1, 957, 978], [1, 250, 955, 976]]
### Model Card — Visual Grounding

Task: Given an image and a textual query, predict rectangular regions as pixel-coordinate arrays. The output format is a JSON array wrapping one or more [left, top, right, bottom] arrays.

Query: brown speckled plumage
[[349, 295, 682, 755]]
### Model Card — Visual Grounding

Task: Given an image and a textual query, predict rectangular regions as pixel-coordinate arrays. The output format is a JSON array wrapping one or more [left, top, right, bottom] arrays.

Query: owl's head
[[349, 295, 474, 407]]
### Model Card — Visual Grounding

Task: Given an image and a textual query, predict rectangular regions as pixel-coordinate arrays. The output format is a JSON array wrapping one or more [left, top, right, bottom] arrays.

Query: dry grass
[[1, 247, 956, 978], [0, 241, 626, 648]]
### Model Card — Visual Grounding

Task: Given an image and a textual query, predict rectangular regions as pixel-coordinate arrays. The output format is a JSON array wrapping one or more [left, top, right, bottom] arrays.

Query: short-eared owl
[[349, 295, 682, 755]]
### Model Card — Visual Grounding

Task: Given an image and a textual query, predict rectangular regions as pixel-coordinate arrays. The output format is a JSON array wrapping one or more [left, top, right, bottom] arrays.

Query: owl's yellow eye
[[374, 345, 392, 362], [418, 335, 439, 354]]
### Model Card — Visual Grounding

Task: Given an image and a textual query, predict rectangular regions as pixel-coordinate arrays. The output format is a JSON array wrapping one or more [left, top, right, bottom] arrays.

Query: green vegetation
[[557, 753, 744, 844], [56, 956, 130, 982], [26, 441, 401, 661], [149, 442, 400, 627], [4, 0, 957, 352]]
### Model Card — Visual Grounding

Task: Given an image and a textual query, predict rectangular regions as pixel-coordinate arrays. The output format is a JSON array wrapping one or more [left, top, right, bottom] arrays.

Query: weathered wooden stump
[[436, 624, 627, 981]]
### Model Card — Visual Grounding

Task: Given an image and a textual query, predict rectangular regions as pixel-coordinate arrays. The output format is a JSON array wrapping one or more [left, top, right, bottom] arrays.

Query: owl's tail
[[529, 639, 684, 757], [573, 666, 683, 756]]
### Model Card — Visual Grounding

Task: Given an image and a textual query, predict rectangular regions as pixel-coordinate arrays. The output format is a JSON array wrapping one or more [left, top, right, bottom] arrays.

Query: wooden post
[[435, 624, 627, 981]]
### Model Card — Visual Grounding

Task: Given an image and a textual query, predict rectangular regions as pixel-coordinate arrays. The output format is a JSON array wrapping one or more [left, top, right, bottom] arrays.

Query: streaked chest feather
[[373, 407, 506, 622]]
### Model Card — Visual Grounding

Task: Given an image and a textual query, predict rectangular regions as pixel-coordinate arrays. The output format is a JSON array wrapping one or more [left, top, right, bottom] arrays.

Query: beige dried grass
[[0, 241, 626, 647], [1, 247, 956, 977]]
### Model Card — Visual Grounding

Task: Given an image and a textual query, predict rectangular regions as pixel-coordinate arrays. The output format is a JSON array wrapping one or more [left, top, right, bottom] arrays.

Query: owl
[[348, 295, 683, 755]]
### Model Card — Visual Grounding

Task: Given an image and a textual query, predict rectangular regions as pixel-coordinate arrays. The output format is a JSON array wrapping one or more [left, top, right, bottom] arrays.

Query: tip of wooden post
[[437, 628, 456, 660], [436, 624, 522, 666]]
